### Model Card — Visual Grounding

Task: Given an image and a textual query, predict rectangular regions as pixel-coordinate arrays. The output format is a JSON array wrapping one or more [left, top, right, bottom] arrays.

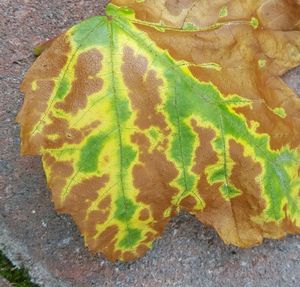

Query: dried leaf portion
[[112, 0, 300, 246], [113, 0, 300, 30], [18, 2, 300, 261]]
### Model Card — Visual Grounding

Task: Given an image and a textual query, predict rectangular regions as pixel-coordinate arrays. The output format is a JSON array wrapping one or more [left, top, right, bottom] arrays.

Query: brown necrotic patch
[[122, 251, 137, 262], [136, 244, 149, 258], [62, 174, 110, 239], [234, 102, 300, 150], [88, 225, 120, 261], [18, 34, 71, 154], [42, 153, 74, 209], [165, 0, 195, 16], [228, 140, 263, 205], [98, 195, 112, 209], [228, 140, 299, 240], [62, 175, 133, 261], [131, 132, 179, 235], [139, 208, 150, 221], [190, 119, 220, 210], [85, 195, 112, 238], [191, 120, 267, 247], [179, 195, 198, 210], [42, 114, 100, 149], [121, 46, 169, 135], [55, 49, 104, 114]]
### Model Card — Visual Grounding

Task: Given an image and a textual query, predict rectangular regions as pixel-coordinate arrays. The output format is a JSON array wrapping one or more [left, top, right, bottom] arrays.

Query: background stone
[[0, 1, 299, 286], [0, 276, 12, 287]]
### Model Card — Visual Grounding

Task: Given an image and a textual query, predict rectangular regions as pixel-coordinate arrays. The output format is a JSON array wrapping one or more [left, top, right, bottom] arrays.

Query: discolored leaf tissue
[[17, 0, 300, 261]]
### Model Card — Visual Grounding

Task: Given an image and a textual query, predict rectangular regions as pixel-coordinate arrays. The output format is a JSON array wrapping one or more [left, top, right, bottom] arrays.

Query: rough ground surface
[[0, 1, 299, 286], [0, 276, 12, 287]]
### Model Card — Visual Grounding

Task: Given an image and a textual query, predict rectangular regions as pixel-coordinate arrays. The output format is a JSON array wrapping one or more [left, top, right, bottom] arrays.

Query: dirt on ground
[[0, 1, 299, 286]]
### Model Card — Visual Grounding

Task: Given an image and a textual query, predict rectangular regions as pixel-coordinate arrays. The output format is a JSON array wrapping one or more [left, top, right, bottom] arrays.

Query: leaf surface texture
[[18, 1, 300, 261]]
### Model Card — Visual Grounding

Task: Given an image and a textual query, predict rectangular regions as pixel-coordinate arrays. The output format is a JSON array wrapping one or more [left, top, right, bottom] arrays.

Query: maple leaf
[[17, 1, 300, 261]]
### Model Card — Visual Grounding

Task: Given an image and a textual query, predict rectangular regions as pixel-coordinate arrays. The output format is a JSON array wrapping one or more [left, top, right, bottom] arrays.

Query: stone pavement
[[0, 276, 12, 287], [0, 1, 300, 286]]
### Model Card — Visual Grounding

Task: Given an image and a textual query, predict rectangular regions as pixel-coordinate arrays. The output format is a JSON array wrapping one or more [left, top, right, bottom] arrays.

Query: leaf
[[17, 1, 300, 261], [111, 0, 300, 246]]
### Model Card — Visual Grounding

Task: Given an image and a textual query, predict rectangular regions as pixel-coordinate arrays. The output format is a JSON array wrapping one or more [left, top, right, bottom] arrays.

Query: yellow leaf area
[[18, 1, 300, 261]]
